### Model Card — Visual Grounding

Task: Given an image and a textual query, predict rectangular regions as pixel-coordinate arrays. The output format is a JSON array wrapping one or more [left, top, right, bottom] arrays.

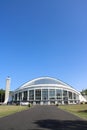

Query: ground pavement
[[0, 105, 87, 130]]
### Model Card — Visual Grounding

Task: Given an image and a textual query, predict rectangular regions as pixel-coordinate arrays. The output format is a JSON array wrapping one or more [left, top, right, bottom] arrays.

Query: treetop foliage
[[81, 89, 87, 95]]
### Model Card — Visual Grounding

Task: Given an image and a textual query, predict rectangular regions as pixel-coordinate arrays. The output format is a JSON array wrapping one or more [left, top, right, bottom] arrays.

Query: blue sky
[[0, 0, 87, 91]]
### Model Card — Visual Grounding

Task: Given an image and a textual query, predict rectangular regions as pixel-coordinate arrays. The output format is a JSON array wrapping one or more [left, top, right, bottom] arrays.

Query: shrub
[[28, 103, 31, 107], [56, 104, 59, 106]]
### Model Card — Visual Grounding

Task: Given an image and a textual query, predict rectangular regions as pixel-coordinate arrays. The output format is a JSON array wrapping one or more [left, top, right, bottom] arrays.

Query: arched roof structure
[[14, 77, 87, 104], [15, 77, 80, 95]]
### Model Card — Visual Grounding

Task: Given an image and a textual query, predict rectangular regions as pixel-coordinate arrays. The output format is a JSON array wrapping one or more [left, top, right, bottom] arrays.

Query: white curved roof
[[15, 77, 80, 94], [20, 77, 69, 87]]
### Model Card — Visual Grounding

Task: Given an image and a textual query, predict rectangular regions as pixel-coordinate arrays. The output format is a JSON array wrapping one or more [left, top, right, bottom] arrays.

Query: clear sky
[[0, 0, 87, 91]]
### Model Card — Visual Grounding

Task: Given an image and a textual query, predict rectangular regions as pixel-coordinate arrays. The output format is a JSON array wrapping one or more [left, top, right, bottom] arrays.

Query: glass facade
[[68, 91, 73, 99], [15, 94, 17, 101], [42, 89, 48, 100], [56, 89, 62, 100], [14, 89, 79, 104], [35, 89, 41, 100], [29, 90, 34, 100], [63, 90, 67, 97], [23, 91, 27, 101], [19, 92, 22, 100], [73, 93, 76, 99], [14, 77, 81, 104], [49, 89, 55, 100], [29, 78, 63, 86], [63, 90, 68, 103]]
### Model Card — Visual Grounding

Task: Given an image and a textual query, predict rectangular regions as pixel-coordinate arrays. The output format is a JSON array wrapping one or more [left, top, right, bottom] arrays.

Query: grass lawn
[[59, 104, 87, 120], [0, 105, 29, 118]]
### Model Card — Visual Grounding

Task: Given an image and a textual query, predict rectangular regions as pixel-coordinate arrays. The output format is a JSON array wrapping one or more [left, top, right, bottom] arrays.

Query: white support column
[[55, 89, 57, 104], [34, 89, 35, 101], [72, 92, 74, 100], [13, 93, 15, 101], [48, 89, 50, 105], [4, 77, 11, 104], [40, 101, 43, 105], [22, 92, 24, 101], [68, 100, 70, 104], [48, 89, 49, 101], [62, 89, 64, 104], [33, 89, 36, 105], [41, 89, 42, 100], [20, 92, 22, 101], [40, 89, 43, 105], [55, 88, 56, 100], [17, 93, 19, 101], [67, 91, 69, 104], [55, 101, 57, 104], [27, 90, 29, 101], [72, 92, 74, 104]]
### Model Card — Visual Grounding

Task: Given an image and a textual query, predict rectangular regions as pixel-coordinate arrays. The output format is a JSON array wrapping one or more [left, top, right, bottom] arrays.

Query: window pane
[[19, 92, 22, 100], [15, 94, 17, 101], [42, 89, 48, 100], [73, 93, 76, 99], [56, 89, 62, 97], [76, 94, 79, 100], [68, 91, 72, 99], [23, 91, 27, 101], [35, 89, 41, 100], [29, 90, 34, 100], [63, 90, 67, 96], [49, 89, 55, 99]]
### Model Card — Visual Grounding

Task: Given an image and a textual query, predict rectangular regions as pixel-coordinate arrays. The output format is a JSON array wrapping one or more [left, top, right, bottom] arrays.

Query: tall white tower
[[4, 77, 11, 104]]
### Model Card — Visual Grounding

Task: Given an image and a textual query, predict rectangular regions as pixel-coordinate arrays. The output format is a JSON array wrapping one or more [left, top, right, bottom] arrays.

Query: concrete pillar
[[22, 92, 24, 101], [40, 101, 43, 105], [62, 100, 64, 104], [68, 100, 70, 104], [55, 89, 56, 100], [72, 93, 74, 100], [61, 89, 64, 104], [55, 101, 57, 104], [48, 89, 49, 100], [41, 89, 42, 100], [33, 101, 36, 105], [20, 92, 22, 101], [4, 77, 11, 104], [48, 101, 50, 105], [34, 89, 35, 101], [17, 93, 19, 101], [27, 90, 29, 101]]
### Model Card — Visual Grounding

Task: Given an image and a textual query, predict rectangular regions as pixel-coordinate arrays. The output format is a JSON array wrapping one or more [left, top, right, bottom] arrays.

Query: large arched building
[[13, 77, 86, 105]]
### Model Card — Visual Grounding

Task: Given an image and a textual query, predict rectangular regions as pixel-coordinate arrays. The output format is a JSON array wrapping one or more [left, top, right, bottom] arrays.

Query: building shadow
[[34, 119, 87, 130]]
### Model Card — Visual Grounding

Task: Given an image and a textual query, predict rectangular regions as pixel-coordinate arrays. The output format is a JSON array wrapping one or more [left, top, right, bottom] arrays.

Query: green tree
[[0, 89, 5, 102], [81, 89, 87, 95]]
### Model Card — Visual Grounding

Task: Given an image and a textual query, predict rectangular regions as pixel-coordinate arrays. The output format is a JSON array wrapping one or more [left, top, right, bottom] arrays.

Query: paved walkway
[[0, 105, 87, 130]]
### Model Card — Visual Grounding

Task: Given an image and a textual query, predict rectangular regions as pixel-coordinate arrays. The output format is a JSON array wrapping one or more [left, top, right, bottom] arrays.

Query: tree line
[[0, 89, 5, 102], [81, 89, 87, 95]]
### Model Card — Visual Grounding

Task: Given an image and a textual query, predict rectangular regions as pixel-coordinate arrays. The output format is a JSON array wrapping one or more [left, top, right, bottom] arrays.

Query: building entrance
[[36, 101, 40, 104], [50, 101, 55, 105]]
